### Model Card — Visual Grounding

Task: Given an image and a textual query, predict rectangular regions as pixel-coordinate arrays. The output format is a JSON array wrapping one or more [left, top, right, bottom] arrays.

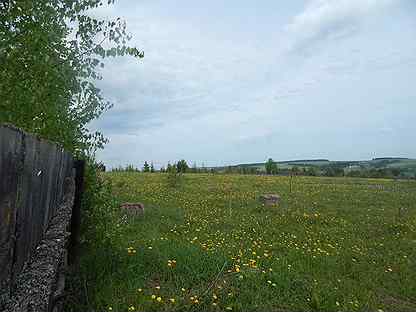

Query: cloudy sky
[[89, 0, 416, 168]]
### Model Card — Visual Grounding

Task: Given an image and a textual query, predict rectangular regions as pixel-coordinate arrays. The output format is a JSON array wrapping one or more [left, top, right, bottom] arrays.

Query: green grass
[[76, 173, 416, 312]]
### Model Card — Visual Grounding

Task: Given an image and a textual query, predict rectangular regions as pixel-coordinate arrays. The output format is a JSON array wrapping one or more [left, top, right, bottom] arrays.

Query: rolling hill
[[214, 157, 416, 177]]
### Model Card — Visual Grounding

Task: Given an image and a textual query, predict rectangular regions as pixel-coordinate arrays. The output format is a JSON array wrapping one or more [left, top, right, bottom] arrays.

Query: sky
[[89, 0, 416, 169]]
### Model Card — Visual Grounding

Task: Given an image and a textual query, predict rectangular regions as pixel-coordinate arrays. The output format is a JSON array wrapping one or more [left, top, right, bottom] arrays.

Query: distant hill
[[372, 157, 410, 161], [228, 159, 330, 168], [278, 159, 329, 164], [212, 158, 416, 177]]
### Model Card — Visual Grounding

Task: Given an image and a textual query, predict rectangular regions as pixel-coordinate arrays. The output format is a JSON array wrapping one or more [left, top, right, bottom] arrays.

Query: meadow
[[78, 173, 416, 312]]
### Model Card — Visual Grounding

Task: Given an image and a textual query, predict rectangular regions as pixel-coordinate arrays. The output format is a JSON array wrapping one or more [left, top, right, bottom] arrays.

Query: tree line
[[108, 157, 415, 179], [111, 159, 206, 173]]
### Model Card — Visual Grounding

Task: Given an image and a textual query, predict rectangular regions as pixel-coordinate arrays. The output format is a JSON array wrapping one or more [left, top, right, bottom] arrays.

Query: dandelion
[[128, 306, 135, 311], [151, 295, 156, 300], [156, 296, 162, 302], [169, 298, 176, 303], [127, 247, 136, 255], [168, 259, 177, 268]]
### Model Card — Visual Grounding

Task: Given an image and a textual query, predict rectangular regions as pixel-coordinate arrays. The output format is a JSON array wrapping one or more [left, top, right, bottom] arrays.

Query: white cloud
[[286, 0, 396, 51], [87, 1, 416, 167]]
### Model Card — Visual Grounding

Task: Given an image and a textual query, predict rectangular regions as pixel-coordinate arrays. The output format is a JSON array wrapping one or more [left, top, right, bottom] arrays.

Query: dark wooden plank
[[0, 126, 23, 300], [40, 139, 57, 230], [11, 133, 33, 278]]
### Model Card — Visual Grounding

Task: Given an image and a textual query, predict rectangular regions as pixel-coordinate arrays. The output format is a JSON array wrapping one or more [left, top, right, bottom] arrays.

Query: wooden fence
[[0, 124, 75, 310]]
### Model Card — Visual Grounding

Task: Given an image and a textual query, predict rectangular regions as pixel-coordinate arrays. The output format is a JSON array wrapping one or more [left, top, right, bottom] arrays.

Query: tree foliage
[[0, 0, 143, 155], [143, 161, 150, 172], [265, 158, 278, 175], [176, 159, 189, 173]]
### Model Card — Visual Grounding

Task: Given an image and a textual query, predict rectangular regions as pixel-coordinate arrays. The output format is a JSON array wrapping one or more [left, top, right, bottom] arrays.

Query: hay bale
[[259, 194, 281, 207], [120, 203, 145, 217]]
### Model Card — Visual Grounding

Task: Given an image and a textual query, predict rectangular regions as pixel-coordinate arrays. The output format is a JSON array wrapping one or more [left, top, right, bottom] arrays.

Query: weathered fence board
[[0, 124, 74, 307], [0, 126, 22, 300]]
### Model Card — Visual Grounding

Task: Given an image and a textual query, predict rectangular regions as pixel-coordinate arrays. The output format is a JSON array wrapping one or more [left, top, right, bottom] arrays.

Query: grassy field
[[78, 173, 416, 312]]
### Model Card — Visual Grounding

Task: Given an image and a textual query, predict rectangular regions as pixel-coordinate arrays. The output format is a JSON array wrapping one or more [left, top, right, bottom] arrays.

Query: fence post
[[69, 159, 85, 265]]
